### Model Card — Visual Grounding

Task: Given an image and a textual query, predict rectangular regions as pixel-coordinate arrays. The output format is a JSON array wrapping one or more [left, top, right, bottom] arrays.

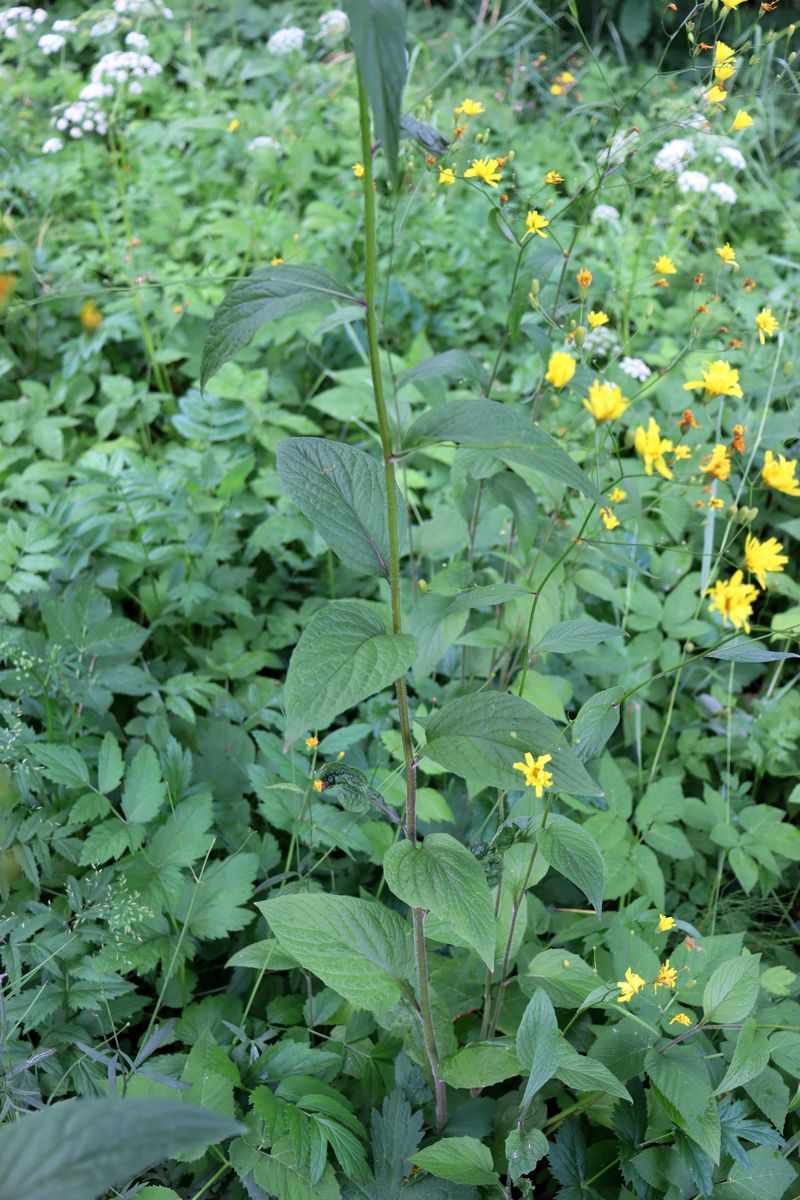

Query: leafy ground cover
[[1, 1, 799, 1198]]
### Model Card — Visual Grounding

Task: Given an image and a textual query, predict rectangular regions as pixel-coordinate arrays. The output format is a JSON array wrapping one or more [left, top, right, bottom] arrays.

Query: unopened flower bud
[[727, 504, 739, 521]]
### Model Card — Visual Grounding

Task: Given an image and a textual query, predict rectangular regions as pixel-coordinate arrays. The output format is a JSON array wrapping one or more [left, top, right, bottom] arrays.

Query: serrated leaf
[[517, 989, 563, 1106], [97, 733, 123, 795], [33, 744, 90, 789], [383, 833, 496, 968], [121, 745, 166, 824], [722, 1145, 797, 1200], [505, 1128, 548, 1184], [531, 618, 625, 655], [537, 814, 605, 914], [715, 1020, 771, 1095], [231, 1136, 341, 1200], [703, 956, 761, 1024], [258, 894, 413, 1011], [646, 1045, 712, 1124], [201, 266, 360, 389], [411, 1137, 499, 1187], [370, 1089, 424, 1200], [422, 691, 602, 797], [343, 0, 407, 186], [555, 1043, 631, 1103], [0, 1099, 241, 1200], [284, 600, 417, 745], [226, 938, 299, 972], [277, 437, 406, 577], [176, 853, 258, 939], [439, 1041, 520, 1089]]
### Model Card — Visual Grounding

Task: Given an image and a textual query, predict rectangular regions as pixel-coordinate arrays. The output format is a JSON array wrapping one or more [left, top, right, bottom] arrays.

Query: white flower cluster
[[267, 26, 304, 55], [677, 169, 709, 195], [52, 18, 75, 34], [583, 325, 621, 359], [591, 203, 620, 225], [653, 138, 694, 173], [114, 0, 173, 14], [716, 145, 745, 171], [90, 14, 118, 37], [319, 9, 348, 36], [710, 180, 736, 204], [0, 6, 47, 38], [54, 98, 109, 139], [619, 356, 651, 382], [42, 136, 62, 154], [38, 31, 65, 54], [247, 135, 282, 154], [90, 49, 163, 93], [124, 30, 149, 49], [597, 129, 639, 168]]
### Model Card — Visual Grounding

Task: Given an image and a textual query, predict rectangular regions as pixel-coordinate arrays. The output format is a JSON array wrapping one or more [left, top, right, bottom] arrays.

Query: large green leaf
[[403, 399, 603, 503], [421, 691, 602, 797], [398, 349, 487, 393], [277, 437, 406, 577], [703, 955, 761, 1024], [411, 1137, 499, 1187], [531, 619, 625, 656], [230, 1138, 341, 1200], [343, 0, 407, 187], [383, 833, 496, 967], [714, 1020, 771, 1095], [516, 989, 563, 1107], [555, 1043, 631, 1103], [505, 1129, 549, 1184], [645, 1046, 712, 1125], [284, 600, 417, 744], [258, 894, 414, 1011], [537, 814, 605, 914], [200, 266, 360, 389], [439, 1041, 521, 1089], [0, 1099, 241, 1200], [121, 744, 165, 824]]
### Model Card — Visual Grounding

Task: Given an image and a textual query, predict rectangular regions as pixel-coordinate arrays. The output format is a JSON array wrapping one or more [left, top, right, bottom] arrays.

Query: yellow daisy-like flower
[[617, 967, 646, 1004], [313, 779, 324, 792], [464, 157, 503, 187], [550, 83, 564, 95], [720, 0, 747, 8], [438, 166, 456, 185], [744, 533, 788, 589], [227, 118, 241, 133], [512, 752, 554, 798], [756, 307, 779, 344], [673, 445, 692, 461], [305, 736, 319, 749], [762, 450, 800, 497], [716, 242, 738, 268], [669, 1013, 692, 1026], [583, 379, 629, 422], [635, 417, 674, 480], [600, 507, 620, 530], [455, 98, 485, 116], [576, 268, 592, 290], [714, 41, 737, 83], [731, 110, 753, 131], [653, 255, 677, 275], [352, 162, 365, 178], [706, 570, 760, 633], [701, 444, 732, 481], [80, 300, 103, 332], [609, 487, 627, 503], [544, 350, 576, 389], [271, 256, 284, 266], [706, 84, 728, 104], [683, 360, 743, 398], [654, 960, 678, 992], [657, 913, 676, 932], [709, 497, 725, 509], [588, 310, 609, 328], [544, 169, 564, 184], [556, 71, 575, 84], [525, 208, 549, 237]]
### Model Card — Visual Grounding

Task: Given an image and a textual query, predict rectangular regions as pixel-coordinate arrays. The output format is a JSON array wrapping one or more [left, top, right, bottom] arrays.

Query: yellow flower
[[756, 307, 779, 344], [465, 157, 503, 187], [669, 1012, 692, 1026], [706, 84, 728, 105], [762, 451, 800, 497], [455, 98, 485, 116], [683, 359, 743, 398], [0, 273, 17, 305], [438, 166, 456, 185], [227, 118, 240, 133], [744, 533, 788, 589], [352, 162, 365, 177], [701, 444, 732, 481], [550, 83, 564, 95], [556, 71, 575, 84], [544, 351, 576, 389], [600, 508, 620, 530], [512, 752, 554, 798], [576, 268, 592, 290], [617, 967, 646, 1004], [673, 445, 692, 461], [525, 208, 549, 237], [313, 779, 324, 792], [653, 255, 677, 275], [544, 169, 564, 184], [706, 570, 760, 632], [657, 913, 676, 932], [271, 256, 284, 265], [635, 417, 674, 480], [720, 0, 747, 7], [583, 379, 629, 422], [709, 497, 725, 509], [714, 41, 737, 83], [609, 487, 627, 503], [80, 299, 103, 331], [731, 110, 753, 131], [588, 310, 609, 328], [654, 960, 678, 992], [305, 736, 319, 748], [716, 242, 738, 268]]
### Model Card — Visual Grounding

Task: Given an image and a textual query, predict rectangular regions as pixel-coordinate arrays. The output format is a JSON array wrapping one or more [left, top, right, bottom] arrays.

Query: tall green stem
[[356, 72, 446, 1133]]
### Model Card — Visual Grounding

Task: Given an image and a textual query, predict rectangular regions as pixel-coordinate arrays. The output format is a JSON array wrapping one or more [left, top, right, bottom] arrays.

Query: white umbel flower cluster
[[38, 31, 65, 54], [89, 14, 118, 37], [319, 9, 348, 36], [267, 26, 304, 55], [41, 136, 63, 154], [619, 356, 652, 382], [114, 0, 173, 14], [125, 30, 149, 49], [0, 6, 47, 38], [90, 49, 163, 94], [52, 18, 76, 33], [583, 325, 621, 359], [653, 138, 694, 173], [716, 145, 745, 171], [710, 180, 737, 204], [597, 128, 639, 168], [54, 99, 109, 139], [247, 135, 283, 154], [676, 169, 709, 195], [591, 203, 621, 225]]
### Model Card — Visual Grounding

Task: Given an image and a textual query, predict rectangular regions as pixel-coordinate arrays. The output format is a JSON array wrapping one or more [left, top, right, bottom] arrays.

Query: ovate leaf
[[343, 0, 407, 187], [33, 744, 89, 790], [201, 266, 360, 389], [715, 1020, 771, 1095], [411, 1137, 499, 1187], [703, 956, 761, 1024], [517, 989, 563, 1107], [383, 833, 496, 968], [439, 1042, 521, 1089], [97, 733, 123, 795], [537, 814, 605, 914], [505, 1128, 548, 1184], [531, 619, 625, 656], [555, 1043, 631, 1103], [121, 745, 166, 825], [258, 894, 413, 1011], [284, 600, 417, 745]]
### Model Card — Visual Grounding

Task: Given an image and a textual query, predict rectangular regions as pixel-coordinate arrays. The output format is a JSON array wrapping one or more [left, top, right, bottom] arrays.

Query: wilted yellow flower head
[[653, 255, 677, 274], [583, 380, 629, 422], [576, 268, 592, 290], [635, 418, 674, 480], [587, 310, 609, 328], [731, 110, 753, 131], [512, 752, 553, 798], [455, 98, 485, 116], [545, 350, 576, 389], [744, 534, 788, 588], [525, 208, 549, 237], [617, 967, 646, 1004], [654, 960, 678, 992], [701, 444, 732, 481], [706, 570, 759, 632], [669, 1012, 692, 1026], [439, 166, 456, 185], [762, 451, 800, 497], [683, 360, 743, 398], [716, 243, 738, 268], [465, 157, 503, 187], [756, 307, 779, 344], [600, 507, 620, 530], [657, 913, 676, 932]]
